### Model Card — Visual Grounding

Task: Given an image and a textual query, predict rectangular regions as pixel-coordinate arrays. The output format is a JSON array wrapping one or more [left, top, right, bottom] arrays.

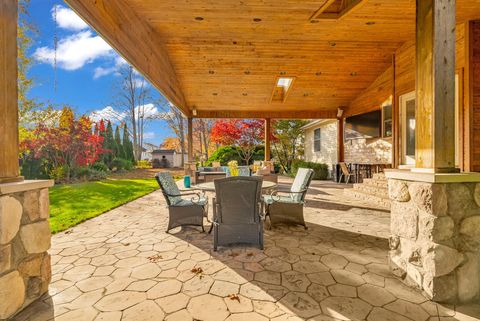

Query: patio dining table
[[194, 180, 277, 192]]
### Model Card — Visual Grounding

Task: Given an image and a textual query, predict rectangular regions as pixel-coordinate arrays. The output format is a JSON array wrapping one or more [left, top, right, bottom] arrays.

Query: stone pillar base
[[0, 180, 54, 320], [386, 171, 480, 304]]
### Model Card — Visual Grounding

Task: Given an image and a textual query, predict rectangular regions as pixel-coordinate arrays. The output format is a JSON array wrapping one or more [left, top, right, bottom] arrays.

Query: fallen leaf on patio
[[123, 243, 130, 246], [147, 254, 163, 262], [65, 230, 73, 234], [191, 267, 204, 277], [229, 294, 240, 302]]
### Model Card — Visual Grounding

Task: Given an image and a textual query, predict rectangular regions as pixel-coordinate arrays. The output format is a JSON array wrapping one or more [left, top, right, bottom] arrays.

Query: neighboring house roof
[[301, 119, 337, 131], [152, 149, 176, 154], [143, 143, 158, 151]]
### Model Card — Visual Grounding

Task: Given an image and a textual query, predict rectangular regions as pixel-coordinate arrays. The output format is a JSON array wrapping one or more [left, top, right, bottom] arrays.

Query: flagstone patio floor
[[12, 178, 480, 321]]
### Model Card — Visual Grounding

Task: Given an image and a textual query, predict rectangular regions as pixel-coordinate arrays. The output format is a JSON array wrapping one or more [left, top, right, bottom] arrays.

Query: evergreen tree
[[122, 124, 135, 162], [104, 121, 115, 164], [114, 125, 123, 158]]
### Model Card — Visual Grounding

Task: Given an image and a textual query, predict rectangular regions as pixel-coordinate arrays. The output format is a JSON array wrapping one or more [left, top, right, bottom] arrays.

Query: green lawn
[[49, 178, 159, 234]]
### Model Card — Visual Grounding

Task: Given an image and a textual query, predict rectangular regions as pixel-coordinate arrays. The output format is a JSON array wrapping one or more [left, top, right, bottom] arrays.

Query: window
[[271, 77, 295, 103], [314, 128, 321, 152], [382, 99, 393, 138]]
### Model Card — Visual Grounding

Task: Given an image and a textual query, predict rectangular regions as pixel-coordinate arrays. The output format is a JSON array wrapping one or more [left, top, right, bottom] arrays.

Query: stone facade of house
[[304, 120, 338, 178], [344, 137, 392, 164], [0, 184, 52, 320], [388, 179, 480, 304]]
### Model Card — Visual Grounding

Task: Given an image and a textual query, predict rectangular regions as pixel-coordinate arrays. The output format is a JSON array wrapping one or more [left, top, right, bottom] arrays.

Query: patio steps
[[343, 173, 391, 210]]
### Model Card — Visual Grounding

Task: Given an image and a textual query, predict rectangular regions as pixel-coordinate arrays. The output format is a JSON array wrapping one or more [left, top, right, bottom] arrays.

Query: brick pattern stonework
[[0, 188, 52, 320], [388, 179, 480, 304]]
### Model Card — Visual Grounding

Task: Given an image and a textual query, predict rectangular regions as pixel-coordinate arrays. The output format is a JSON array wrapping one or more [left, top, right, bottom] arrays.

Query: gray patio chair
[[155, 172, 208, 233], [262, 168, 314, 229], [212, 176, 264, 251]]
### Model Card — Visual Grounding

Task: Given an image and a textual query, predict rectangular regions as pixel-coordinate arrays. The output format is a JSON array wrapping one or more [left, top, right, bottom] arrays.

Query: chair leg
[[213, 226, 218, 251]]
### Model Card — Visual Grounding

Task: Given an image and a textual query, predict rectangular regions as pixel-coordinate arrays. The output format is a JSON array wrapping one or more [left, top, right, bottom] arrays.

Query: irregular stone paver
[[187, 294, 229, 321], [12, 177, 480, 321]]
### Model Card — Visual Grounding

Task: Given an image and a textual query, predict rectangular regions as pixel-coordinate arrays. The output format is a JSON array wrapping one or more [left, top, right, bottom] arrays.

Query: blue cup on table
[[184, 175, 191, 188]]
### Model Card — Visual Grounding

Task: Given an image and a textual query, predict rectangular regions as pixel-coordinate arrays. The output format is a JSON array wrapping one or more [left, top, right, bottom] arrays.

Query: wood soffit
[[66, 0, 480, 119]]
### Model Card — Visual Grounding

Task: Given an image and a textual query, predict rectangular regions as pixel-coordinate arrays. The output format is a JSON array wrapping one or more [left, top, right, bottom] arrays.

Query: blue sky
[[26, 0, 174, 145]]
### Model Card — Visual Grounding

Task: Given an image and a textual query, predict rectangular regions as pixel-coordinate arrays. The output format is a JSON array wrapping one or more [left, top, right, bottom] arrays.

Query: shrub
[[49, 165, 68, 183], [72, 166, 107, 181], [20, 158, 49, 180], [92, 161, 109, 172], [110, 158, 133, 171], [205, 146, 243, 166], [88, 169, 107, 181], [291, 160, 329, 180], [135, 160, 152, 169]]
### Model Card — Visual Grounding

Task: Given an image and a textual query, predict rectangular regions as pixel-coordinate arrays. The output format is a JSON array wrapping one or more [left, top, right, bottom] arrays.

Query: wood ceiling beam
[[65, 0, 190, 116], [195, 109, 337, 119]]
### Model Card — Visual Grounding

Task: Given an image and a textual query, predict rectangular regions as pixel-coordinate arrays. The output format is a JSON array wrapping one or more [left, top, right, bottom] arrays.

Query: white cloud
[[90, 106, 126, 123], [90, 103, 164, 123], [93, 66, 117, 79], [34, 30, 113, 70], [53, 5, 89, 31], [143, 132, 155, 139]]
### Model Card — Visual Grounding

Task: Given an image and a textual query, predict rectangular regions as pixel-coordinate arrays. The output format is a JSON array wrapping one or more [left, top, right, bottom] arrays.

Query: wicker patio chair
[[155, 172, 208, 233], [212, 176, 264, 251], [262, 168, 314, 229]]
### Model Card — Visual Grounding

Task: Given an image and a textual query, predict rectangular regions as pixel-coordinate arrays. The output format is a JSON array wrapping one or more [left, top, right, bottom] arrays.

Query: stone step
[[372, 172, 388, 181], [343, 189, 391, 209], [361, 178, 388, 189], [352, 184, 388, 198]]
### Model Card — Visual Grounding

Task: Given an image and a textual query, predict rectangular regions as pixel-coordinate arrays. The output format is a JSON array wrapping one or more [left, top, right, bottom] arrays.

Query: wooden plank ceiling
[[66, 0, 480, 119]]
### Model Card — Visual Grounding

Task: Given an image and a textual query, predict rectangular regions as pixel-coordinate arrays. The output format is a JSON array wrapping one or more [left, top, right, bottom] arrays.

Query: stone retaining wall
[[388, 179, 480, 304], [0, 186, 52, 320]]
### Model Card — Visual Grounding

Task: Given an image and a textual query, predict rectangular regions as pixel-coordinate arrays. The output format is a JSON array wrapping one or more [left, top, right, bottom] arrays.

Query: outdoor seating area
[[9, 176, 480, 321]]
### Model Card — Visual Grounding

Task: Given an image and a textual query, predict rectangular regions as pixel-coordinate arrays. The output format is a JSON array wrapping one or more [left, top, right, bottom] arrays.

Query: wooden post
[[264, 118, 271, 161], [0, 0, 22, 183], [337, 117, 345, 163], [415, 0, 457, 172], [187, 117, 193, 162]]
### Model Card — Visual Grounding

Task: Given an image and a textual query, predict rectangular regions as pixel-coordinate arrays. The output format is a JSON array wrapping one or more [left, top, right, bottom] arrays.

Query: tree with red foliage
[[21, 107, 106, 180], [211, 119, 265, 165]]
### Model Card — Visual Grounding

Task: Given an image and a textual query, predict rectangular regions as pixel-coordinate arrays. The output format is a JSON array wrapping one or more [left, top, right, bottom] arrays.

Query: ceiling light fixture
[[242, 93, 248, 96], [253, 18, 262, 22], [329, 41, 337, 47], [194, 16, 204, 21], [315, 72, 322, 76], [212, 93, 218, 96], [208, 70, 215, 74], [192, 108, 197, 116], [244, 70, 250, 75], [279, 71, 287, 76], [350, 72, 358, 76], [366, 21, 375, 25]]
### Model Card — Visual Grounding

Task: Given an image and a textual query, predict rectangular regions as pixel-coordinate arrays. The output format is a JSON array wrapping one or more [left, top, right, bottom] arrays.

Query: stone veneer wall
[[388, 179, 480, 304], [344, 137, 392, 164], [0, 187, 52, 320]]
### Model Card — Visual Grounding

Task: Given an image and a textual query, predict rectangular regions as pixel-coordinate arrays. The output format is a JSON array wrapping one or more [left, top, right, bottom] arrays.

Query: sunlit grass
[[49, 178, 158, 234]]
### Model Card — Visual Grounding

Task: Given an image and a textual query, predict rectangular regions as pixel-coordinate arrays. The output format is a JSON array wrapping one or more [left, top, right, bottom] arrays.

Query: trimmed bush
[[92, 161, 109, 172], [291, 160, 329, 180], [135, 160, 152, 169], [110, 157, 133, 171]]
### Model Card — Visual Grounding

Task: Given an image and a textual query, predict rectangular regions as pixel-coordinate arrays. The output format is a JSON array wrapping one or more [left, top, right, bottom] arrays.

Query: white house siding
[[304, 120, 338, 177]]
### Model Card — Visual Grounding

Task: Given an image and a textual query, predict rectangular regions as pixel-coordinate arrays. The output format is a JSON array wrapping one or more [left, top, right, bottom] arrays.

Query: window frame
[[313, 128, 321, 152]]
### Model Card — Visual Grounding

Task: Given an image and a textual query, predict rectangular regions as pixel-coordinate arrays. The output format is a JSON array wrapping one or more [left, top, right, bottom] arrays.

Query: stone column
[[387, 172, 480, 303], [0, 180, 54, 319]]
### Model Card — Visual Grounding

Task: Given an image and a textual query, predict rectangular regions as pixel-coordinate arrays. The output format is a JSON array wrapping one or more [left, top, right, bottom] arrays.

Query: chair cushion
[[175, 196, 208, 207], [262, 194, 298, 205], [290, 168, 314, 202], [156, 172, 182, 205]]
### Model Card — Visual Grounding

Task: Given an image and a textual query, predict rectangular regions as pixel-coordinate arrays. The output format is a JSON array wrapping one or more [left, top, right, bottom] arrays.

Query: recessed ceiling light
[[350, 72, 358, 76], [242, 93, 248, 96], [279, 71, 287, 76], [315, 72, 322, 76], [212, 93, 218, 96], [329, 41, 336, 47], [366, 21, 375, 25], [303, 93, 309, 97], [233, 41, 238, 45], [310, 19, 319, 23], [253, 18, 262, 22], [195, 16, 204, 21], [244, 70, 251, 75], [208, 70, 215, 74]]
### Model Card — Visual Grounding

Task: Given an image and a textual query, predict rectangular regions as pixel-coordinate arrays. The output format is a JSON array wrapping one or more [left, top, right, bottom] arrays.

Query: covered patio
[[2, 0, 480, 320], [12, 177, 474, 321]]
